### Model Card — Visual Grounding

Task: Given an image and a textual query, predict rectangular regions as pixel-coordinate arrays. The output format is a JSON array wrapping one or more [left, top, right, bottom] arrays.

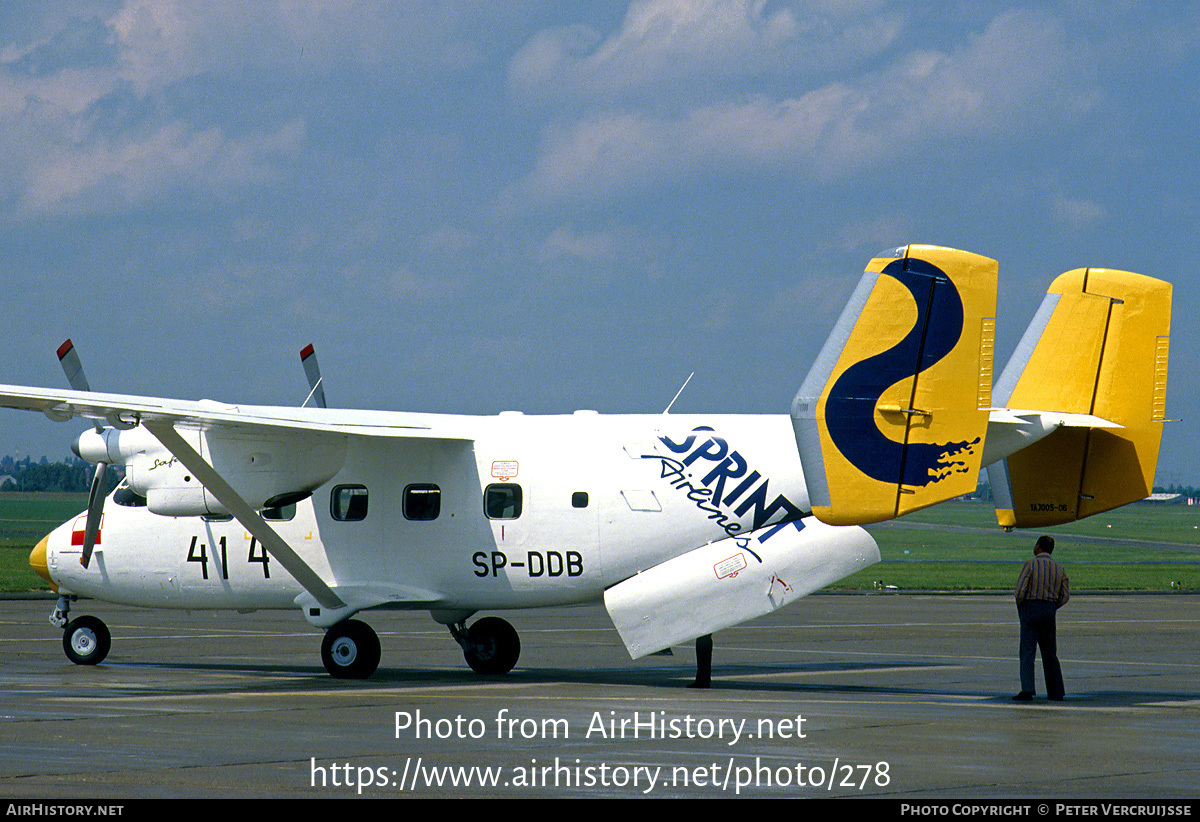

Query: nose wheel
[[62, 615, 111, 665], [321, 619, 381, 679]]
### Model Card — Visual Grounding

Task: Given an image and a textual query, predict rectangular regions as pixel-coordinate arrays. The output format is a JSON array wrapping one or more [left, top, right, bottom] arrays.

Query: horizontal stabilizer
[[988, 268, 1171, 528], [603, 518, 878, 658], [792, 245, 997, 525], [981, 409, 1121, 468]]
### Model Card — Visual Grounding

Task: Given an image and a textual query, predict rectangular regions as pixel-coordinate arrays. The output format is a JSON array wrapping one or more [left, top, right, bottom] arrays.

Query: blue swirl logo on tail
[[825, 258, 980, 487]]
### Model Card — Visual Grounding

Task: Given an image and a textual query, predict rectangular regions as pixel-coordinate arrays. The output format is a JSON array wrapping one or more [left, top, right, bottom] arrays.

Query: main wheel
[[463, 617, 520, 675], [62, 616, 111, 665], [321, 619, 381, 679]]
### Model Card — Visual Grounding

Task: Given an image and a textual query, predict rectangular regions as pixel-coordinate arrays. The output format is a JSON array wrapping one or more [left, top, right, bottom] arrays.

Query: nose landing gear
[[51, 595, 112, 666], [63, 615, 111, 665], [320, 618, 381, 679]]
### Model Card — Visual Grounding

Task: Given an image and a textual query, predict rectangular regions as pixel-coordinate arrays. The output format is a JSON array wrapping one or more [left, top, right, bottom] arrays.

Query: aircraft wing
[[0, 384, 475, 440], [0, 383, 475, 616]]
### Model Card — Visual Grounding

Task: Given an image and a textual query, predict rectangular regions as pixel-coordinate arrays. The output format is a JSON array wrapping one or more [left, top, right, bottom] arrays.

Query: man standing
[[1013, 535, 1070, 702]]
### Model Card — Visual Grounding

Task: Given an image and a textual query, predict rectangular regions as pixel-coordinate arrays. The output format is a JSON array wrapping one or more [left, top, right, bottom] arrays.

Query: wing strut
[[143, 420, 345, 610]]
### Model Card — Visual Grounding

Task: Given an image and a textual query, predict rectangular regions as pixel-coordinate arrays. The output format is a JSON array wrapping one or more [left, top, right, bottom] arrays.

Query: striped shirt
[[1015, 552, 1069, 607]]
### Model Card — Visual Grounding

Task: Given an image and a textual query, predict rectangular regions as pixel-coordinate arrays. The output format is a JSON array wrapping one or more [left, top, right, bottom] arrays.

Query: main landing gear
[[319, 615, 521, 679], [449, 616, 521, 675], [51, 597, 111, 666]]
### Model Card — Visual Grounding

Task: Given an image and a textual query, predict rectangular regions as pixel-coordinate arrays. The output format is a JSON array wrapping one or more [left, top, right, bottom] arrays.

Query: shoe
[[1048, 694, 1064, 702], [1011, 691, 1034, 701]]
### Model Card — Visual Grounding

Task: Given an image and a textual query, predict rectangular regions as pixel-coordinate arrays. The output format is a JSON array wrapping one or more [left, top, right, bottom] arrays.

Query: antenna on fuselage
[[662, 372, 695, 415]]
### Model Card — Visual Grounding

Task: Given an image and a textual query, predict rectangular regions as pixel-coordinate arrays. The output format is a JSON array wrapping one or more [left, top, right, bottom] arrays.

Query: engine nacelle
[[604, 517, 879, 658], [75, 424, 346, 516]]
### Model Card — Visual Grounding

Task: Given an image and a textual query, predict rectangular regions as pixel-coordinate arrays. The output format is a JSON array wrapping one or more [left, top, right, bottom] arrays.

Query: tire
[[63, 616, 111, 665], [463, 616, 520, 675], [321, 619, 380, 679]]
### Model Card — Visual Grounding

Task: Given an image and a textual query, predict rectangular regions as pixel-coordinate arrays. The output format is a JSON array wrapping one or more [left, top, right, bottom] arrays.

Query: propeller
[[300, 343, 327, 408], [61, 340, 326, 568], [57, 339, 106, 568], [56, 339, 92, 394]]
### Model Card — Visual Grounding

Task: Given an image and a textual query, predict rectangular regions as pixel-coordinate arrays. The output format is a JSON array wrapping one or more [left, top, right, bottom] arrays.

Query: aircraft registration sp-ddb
[[3, 244, 1172, 679]]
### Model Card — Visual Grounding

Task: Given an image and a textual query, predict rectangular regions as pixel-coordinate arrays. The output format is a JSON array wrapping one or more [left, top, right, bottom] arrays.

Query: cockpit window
[[113, 480, 147, 508], [262, 503, 296, 521]]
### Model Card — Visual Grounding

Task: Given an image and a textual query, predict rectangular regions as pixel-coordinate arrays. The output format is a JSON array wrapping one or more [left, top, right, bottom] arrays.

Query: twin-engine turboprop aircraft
[[3, 245, 1172, 679]]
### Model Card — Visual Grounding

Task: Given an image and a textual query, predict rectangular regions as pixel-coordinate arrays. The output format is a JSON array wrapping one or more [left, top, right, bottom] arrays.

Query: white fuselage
[[41, 413, 811, 614]]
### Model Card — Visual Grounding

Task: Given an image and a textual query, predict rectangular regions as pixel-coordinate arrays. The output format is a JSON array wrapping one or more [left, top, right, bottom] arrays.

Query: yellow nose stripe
[[29, 534, 56, 591]]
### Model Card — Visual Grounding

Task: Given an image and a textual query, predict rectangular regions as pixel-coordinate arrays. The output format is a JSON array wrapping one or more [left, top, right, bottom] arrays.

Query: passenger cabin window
[[571, 491, 589, 508], [484, 483, 522, 519], [331, 484, 368, 521], [403, 484, 441, 520]]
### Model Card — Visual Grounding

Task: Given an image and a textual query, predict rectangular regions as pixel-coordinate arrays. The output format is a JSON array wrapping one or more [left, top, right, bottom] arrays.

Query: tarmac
[[1, 592, 1198, 799]]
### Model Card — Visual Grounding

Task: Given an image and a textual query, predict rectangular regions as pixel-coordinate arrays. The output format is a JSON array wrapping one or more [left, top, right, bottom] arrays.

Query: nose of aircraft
[[29, 534, 55, 588]]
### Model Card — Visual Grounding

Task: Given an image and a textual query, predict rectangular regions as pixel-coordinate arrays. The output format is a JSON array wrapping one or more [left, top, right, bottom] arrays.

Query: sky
[[0, 1, 1196, 487]]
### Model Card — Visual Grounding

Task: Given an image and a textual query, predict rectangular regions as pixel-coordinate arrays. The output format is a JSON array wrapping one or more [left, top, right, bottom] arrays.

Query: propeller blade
[[80, 461, 108, 569], [56, 339, 112, 568], [57, 339, 92, 393], [300, 343, 327, 408], [58, 339, 104, 432]]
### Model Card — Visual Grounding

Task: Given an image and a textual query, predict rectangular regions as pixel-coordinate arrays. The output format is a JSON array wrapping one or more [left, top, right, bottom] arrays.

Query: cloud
[[510, 8, 1096, 205], [422, 226, 480, 256], [510, 0, 903, 104], [1050, 193, 1105, 230], [538, 225, 622, 264], [384, 264, 467, 301], [817, 213, 917, 254], [0, 1, 495, 219], [109, 0, 485, 95], [19, 119, 305, 217]]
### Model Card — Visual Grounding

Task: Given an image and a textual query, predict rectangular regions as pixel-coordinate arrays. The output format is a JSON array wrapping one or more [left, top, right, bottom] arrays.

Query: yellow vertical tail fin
[[988, 269, 1172, 528], [791, 245, 998, 525]]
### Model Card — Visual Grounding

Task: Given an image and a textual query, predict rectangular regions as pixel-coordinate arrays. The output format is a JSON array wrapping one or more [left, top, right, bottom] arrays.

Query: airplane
[[2, 244, 1171, 680]]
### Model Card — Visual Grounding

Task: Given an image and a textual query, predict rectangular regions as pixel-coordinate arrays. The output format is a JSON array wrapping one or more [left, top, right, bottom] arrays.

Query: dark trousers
[[693, 634, 712, 687], [1018, 600, 1064, 698]]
